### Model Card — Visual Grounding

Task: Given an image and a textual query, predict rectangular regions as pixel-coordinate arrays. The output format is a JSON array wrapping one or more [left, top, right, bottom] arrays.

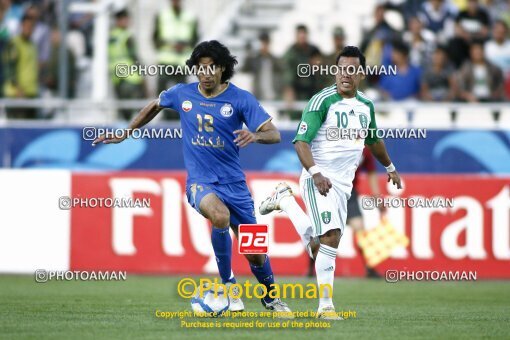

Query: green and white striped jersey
[[293, 84, 379, 190]]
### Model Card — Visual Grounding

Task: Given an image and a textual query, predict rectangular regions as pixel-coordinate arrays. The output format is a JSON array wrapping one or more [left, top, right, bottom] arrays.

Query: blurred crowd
[[244, 0, 510, 119], [1, 0, 509, 120], [0, 0, 93, 118], [0, 0, 199, 119]]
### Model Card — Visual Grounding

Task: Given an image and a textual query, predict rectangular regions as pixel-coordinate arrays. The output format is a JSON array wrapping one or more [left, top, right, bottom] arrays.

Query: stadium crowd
[[1, 0, 509, 119], [246, 0, 510, 120]]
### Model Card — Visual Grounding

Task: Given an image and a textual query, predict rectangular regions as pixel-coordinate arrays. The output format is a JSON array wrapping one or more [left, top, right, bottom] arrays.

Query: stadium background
[[1, 0, 510, 284]]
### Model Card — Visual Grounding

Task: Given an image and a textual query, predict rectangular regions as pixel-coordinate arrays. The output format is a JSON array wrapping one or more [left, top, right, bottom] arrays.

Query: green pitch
[[0, 275, 509, 339]]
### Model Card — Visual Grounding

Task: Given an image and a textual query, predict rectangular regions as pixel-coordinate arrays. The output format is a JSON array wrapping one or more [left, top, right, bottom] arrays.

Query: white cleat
[[226, 282, 245, 312], [262, 298, 294, 319], [259, 182, 293, 215], [316, 305, 344, 320]]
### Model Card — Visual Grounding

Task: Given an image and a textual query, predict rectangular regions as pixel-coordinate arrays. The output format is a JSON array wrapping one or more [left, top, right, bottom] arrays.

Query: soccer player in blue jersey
[[93, 41, 292, 315]]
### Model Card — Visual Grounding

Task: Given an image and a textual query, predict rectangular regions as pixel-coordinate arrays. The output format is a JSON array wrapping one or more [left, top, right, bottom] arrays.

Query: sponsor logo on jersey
[[349, 109, 355, 116], [359, 114, 368, 129], [182, 100, 193, 112], [220, 103, 234, 117], [298, 122, 308, 134], [321, 211, 331, 224]]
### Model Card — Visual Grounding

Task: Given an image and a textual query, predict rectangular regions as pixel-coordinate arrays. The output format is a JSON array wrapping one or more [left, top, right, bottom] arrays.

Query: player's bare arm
[[233, 120, 280, 147], [294, 140, 332, 196], [367, 140, 402, 189], [92, 99, 162, 145]]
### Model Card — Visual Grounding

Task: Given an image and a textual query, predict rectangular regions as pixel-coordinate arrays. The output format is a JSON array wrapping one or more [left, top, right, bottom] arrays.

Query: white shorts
[[300, 175, 348, 237]]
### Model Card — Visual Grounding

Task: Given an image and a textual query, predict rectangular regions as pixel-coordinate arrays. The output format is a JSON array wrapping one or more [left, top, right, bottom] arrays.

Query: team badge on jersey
[[298, 122, 308, 134], [182, 100, 193, 112], [359, 114, 368, 129], [220, 103, 234, 117], [321, 211, 331, 224]]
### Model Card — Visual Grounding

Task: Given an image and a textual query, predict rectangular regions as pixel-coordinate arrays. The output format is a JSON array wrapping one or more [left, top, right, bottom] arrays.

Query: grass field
[[0, 275, 509, 339]]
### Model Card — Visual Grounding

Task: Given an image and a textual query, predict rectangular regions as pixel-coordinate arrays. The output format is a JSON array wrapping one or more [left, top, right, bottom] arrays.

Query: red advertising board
[[70, 172, 510, 278]]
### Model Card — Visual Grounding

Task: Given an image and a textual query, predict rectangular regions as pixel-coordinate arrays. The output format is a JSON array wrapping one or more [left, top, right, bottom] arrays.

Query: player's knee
[[209, 207, 230, 228], [320, 229, 341, 248]]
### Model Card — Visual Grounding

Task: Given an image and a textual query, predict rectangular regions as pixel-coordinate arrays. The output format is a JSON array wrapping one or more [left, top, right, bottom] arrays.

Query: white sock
[[315, 244, 337, 308], [279, 196, 313, 246]]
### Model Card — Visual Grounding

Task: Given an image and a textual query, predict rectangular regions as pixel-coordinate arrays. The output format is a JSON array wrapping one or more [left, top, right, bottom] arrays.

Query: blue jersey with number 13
[[158, 82, 272, 184]]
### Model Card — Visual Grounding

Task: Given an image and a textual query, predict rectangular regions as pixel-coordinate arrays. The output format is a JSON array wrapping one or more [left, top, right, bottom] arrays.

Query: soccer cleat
[[261, 298, 294, 318], [316, 305, 344, 320], [259, 182, 293, 215], [226, 282, 245, 312]]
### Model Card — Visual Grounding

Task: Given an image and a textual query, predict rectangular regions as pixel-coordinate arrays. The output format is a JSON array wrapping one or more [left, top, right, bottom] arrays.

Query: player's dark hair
[[186, 40, 238, 83], [335, 46, 366, 69]]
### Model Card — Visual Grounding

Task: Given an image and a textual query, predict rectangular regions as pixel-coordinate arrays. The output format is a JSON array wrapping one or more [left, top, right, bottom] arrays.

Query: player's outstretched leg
[[259, 182, 314, 250], [199, 194, 244, 312]]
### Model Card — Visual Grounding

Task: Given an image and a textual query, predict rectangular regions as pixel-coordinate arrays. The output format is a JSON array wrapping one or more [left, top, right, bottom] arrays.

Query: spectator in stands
[[485, 20, 510, 77], [379, 40, 422, 101], [0, 0, 10, 97], [25, 5, 50, 72], [153, 0, 198, 92], [309, 49, 331, 93], [153, 0, 198, 120], [282, 24, 320, 118], [421, 45, 457, 101], [109, 9, 145, 120], [242, 32, 282, 101], [457, 40, 505, 101], [43, 26, 76, 99], [403, 16, 437, 67], [360, 4, 400, 67], [323, 26, 346, 84], [324, 26, 346, 66], [3, 14, 38, 118], [456, 0, 491, 40], [484, 0, 509, 23], [418, 0, 457, 43], [449, 0, 491, 67], [500, 0, 510, 28], [68, 0, 94, 57], [1, 0, 22, 37], [67, 16, 89, 98]]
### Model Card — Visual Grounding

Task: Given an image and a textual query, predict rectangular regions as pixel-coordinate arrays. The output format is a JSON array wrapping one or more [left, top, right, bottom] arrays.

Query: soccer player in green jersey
[[260, 46, 402, 320]]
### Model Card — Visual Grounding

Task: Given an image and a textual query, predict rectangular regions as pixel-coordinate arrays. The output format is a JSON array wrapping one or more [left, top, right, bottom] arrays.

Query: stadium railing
[[0, 99, 509, 129]]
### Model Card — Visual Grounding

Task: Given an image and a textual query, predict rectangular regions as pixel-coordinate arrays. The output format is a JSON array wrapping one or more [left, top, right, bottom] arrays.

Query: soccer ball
[[190, 282, 230, 317]]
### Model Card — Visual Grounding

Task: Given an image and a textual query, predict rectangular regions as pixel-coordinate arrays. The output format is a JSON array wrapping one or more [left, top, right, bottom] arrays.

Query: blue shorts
[[186, 180, 257, 226]]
